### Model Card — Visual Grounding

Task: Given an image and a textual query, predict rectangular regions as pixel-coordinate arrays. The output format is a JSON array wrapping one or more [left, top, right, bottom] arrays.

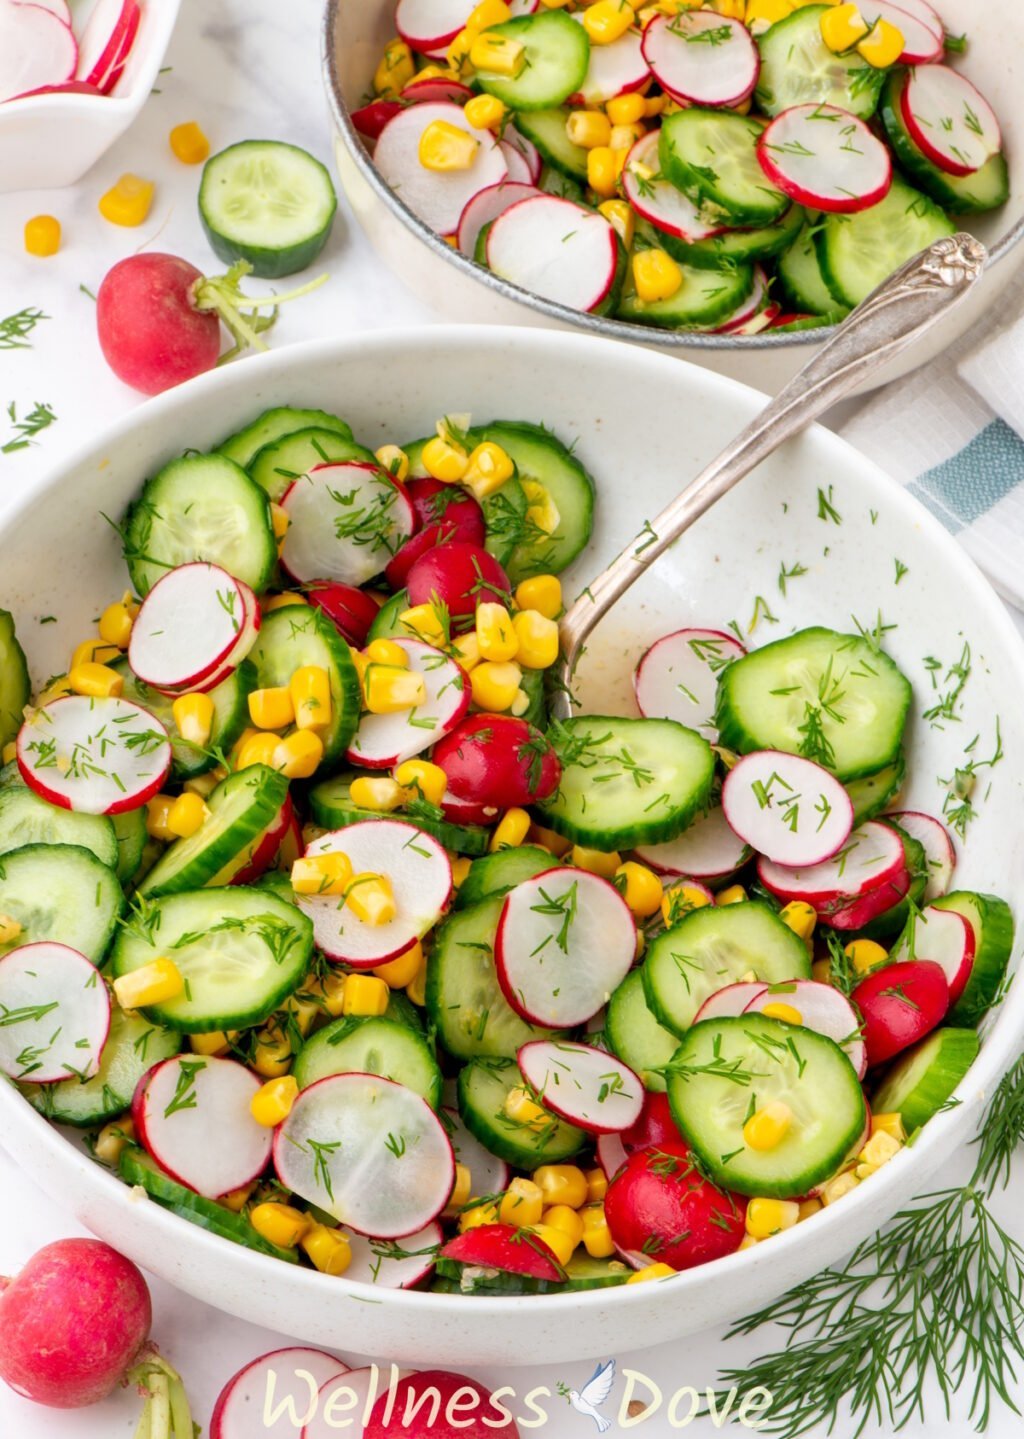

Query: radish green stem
[[192, 261, 328, 363], [127, 1351, 194, 1439]]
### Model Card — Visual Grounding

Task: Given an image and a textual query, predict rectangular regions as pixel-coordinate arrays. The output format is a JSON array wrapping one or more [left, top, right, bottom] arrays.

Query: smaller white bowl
[[0, 0, 182, 194]]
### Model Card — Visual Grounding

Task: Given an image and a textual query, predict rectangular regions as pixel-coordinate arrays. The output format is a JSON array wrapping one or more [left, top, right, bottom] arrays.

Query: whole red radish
[[852, 959, 949, 1066], [306, 581, 381, 648], [385, 481, 486, 591], [604, 1143, 746, 1271], [365, 1369, 520, 1438], [433, 714, 560, 811], [406, 542, 510, 621]]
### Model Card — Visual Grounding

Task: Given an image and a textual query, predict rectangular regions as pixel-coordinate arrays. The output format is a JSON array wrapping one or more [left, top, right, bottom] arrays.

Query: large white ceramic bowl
[[323, 1, 1024, 393], [1, 326, 1022, 1367]]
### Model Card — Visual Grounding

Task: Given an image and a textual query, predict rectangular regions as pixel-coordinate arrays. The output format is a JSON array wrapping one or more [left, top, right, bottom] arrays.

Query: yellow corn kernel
[[345, 874, 397, 927], [470, 660, 522, 712], [490, 807, 531, 852], [68, 662, 123, 699], [166, 792, 209, 839], [402, 603, 450, 647], [263, 591, 309, 611], [250, 1202, 311, 1249], [249, 686, 295, 731], [743, 1100, 793, 1152], [219, 1183, 256, 1213], [779, 899, 816, 945], [476, 603, 519, 662], [463, 441, 516, 500], [811, 957, 832, 985], [580, 1204, 617, 1258], [374, 37, 415, 96], [584, 1168, 608, 1204], [100, 595, 138, 647], [394, 759, 448, 806], [374, 938, 424, 989], [375, 444, 410, 481], [499, 1177, 545, 1227], [365, 638, 410, 669], [467, 0, 513, 30], [844, 938, 888, 975], [661, 882, 713, 926], [571, 845, 621, 879], [169, 121, 210, 164], [251, 1021, 293, 1078], [171, 692, 214, 748], [745, 1196, 800, 1238], [872, 1112, 905, 1143], [644, 93, 667, 118], [745, 0, 792, 29], [459, 1197, 500, 1232], [38, 674, 72, 704], [610, 121, 645, 151], [599, 198, 636, 249], [587, 145, 622, 199], [406, 958, 429, 1006], [443, 1164, 475, 1219], [607, 92, 647, 125], [251, 1075, 299, 1127], [709, 0, 746, 14], [543, 1204, 585, 1247], [272, 730, 324, 780], [632, 248, 683, 303], [535, 1164, 589, 1209], [514, 574, 562, 619], [190, 1030, 232, 1056], [529, 1223, 576, 1268], [236, 732, 280, 770], [798, 1197, 823, 1222], [820, 1, 868, 51], [145, 794, 175, 842], [470, 32, 527, 75], [290, 851, 353, 897], [94, 1118, 135, 1166], [860, 1129, 902, 1168], [340, 972, 391, 1017], [306, 968, 347, 1018], [112, 957, 184, 1010], [451, 855, 472, 889], [419, 118, 481, 172], [452, 631, 482, 672], [98, 173, 155, 227], [716, 884, 747, 906], [738, 1234, 760, 1251], [583, 0, 635, 44], [529, 823, 572, 857], [855, 1160, 878, 1180], [857, 15, 903, 65], [288, 665, 332, 732], [627, 1263, 676, 1284], [364, 664, 427, 714], [509, 689, 530, 718], [566, 110, 613, 150], [539, 0, 571, 6], [0, 914, 23, 945], [821, 1171, 860, 1206], [464, 93, 507, 131], [504, 1085, 553, 1133], [0, 742, 14, 766], [446, 29, 475, 76], [613, 861, 662, 919], [24, 214, 61, 257], [301, 1223, 353, 1276], [761, 1000, 803, 1026], [511, 610, 559, 671], [351, 776, 407, 812], [70, 639, 120, 671]]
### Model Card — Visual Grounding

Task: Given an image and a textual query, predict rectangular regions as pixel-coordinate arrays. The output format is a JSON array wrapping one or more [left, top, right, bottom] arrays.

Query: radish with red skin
[[722, 750, 854, 867], [890, 904, 975, 1005], [569, 18, 649, 106], [95, 1, 140, 93], [211, 1348, 350, 1439], [757, 105, 892, 214], [129, 563, 254, 693], [374, 103, 509, 235], [901, 65, 1001, 177], [13, 77, 102, 98], [642, 11, 759, 108], [395, 0, 475, 54], [886, 810, 955, 901], [0, 942, 110, 1083], [280, 462, 415, 589], [75, 0, 134, 86], [620, 1089, 684, 1153], [440, 1225, 564, 1283], [635, 805, 751, 882], [604, 1142, 747, 1272], [504, 126, 542, 183], [406, 541, 510, 621], [500, 139, 536, 185], [365, 1370, 522, 1439], [859, 0, 944, 62], [597, 1131, 629, 1182], [517, 1041, 644, 1133], [401, 76, 474, 107], [184, 584, 261, 694], [457, 181, 543, 260], [757, 818, 911, 929], [18, 694, 172, 815], [346, 638, 470, 769], [306, 581, 381, 648], [635, 626, 745, 738], [852, 959, 949, 1067], [433, 714, 560, 809], [743, 979, 867, 1078], [692, 980, 767, 1023], [0, 1, 77, 103], [229, 794, 295, 885], [384, 481, 486, 589], [344, 1221, 442, 1290], [351, 99, 402, 140], [623, 133, 724, 247], [486, 196, 622, 315], [713, 266, 774, 334], [720, 301, 781, 338], [440, 786, 501, 827]]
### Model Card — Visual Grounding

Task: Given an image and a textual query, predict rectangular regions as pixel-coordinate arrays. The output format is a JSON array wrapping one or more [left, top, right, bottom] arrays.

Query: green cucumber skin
[[457, 1057, 585, 1169], [815, 178, 955, 310], [880, 72, 1009, 216], [659, 110, 789, 228], [217, 408, 352, 469], [112, 656, 255, 781], [0, 610, 29, 751], [111, 808, 148, 886], [309, 775, 490, 857], [293, 1015, 441, 1106], [513, 108, 589, 180], [605, 969, 678, 1093], [872, 1027, 979, 1134], [367, 589, 408, 643], [933, 891, 1015, 1027], [475, 13, 590, 112], [454, 845, 556, 911], [856, 824, 928, 941], [777, 224, 850, 318], [0, 781, 119, 869], [0, 842, 123, 966], [659, 206, 804, 271], [199, 141, 337, 279], [247, 427, 377, 505], [27, 1009, 180, 1127], [846, 752, 906, 825], [616, 253, 755, 331], [755, 5, 884, 120], [249, 605, 361, 763]]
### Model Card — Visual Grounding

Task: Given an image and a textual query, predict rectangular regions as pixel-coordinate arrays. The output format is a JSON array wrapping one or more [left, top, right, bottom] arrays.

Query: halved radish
[[17, 695, 172, 816], [295, 820, 452, 967], [275, 1073, 455, 1237], [891, 903, 975, 1005], [401, 75, 473, 106], [901, 65, 1001, 176], [374, 102, 509, 235], [351, 99, 403, 141], [75, 0, 135, 85], [128, 563, 254, 693], [886, 810, 955, 901], [570, 18, 649, 105], [211, 1349, 350, 1439], [343, 1221, 442, 1290], [758, 105, 892, 214], [634, 626, 745, 737], [457, 180, 542, 259], [345, 638, 470, 769], [133, 1055, 271, 1199], [852, 960, 949, 1066], [692, 980, 767, 1022], [442, 1106, 510, 1196], [641, 11, 759, 108], [722, 751, 854, 867], [280, 462, 415, 588], [0, 0, 77, 103], [230, 794, 295, 886], [712, 266, 772, 335], [13, 78, 103, 98], [440, 1224, 564, 1282], [505, 125, 542, 183], [743, 979, 866, 1079], [596, 1131, 628, 1181], [634, 804, 751, 881], [384, 486, 486, 589], [305, 1368, 417, 1439], [495, 868, 636, 1028], [0, 942, 110, 1083], [758, 819, 910, 930], [518, 1040, 644, 1133], [859, 1, 943, 62], [622, 133, 724, 244], [487, 195, 621, 313]]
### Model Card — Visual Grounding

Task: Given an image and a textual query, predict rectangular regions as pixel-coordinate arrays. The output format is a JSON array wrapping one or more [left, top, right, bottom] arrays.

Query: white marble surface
[[0, 2, 1022, 1436]]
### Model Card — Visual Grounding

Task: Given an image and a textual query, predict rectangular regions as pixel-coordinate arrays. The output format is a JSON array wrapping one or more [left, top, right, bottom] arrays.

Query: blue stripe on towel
[[908, 419, 1024, 533]]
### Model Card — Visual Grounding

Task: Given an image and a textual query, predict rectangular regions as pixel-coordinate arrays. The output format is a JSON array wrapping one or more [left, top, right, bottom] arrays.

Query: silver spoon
[[549, 232, 987, 722]]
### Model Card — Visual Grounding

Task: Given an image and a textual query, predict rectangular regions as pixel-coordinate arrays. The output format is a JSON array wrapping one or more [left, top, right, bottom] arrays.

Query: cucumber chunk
[[512, 107, 589, 180], [455, 844, 556, 910], [846, 751, 905, 825], [475, 13, 590, 111], [0, 781, 118, 869], [756, 5, 884, 120], [367, 589, 408, 643], [606, 969, 679, 1093], [880, 72, 1009, 216], [249, 605, 362, 762], [667, 1014, 867, 1197], [617, 244, 755, 330], [932, 891, 1015, 1026], [539, 164, 585, 203], [217, 407, 352, 468], [293, 1015, 442, 1107], [309, 774, 490, 857], [247, 426, 376, 504], [872, 1027, 979, 1134], [0, 609, 29, 750], [26, 1008, 180, 1127], [0, 843, 122, 964], [199, 140, 337, 278], [816, 178, 956, 309], [458, 1056, 585, 1168], [660, 205, 804, 272], [778, 224, 849, 319], [660, 109, 789, 227], [112, 656, 255, 781]]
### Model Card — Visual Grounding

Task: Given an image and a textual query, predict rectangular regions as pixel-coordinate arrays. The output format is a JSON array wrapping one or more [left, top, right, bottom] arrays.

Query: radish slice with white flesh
[[758, 818, 909, 929], [891, 903, 975, 1005], [275, 1073, 455, 1237], [487, 195, 621, 314], [400, 76, 473, 106], [76, 0, 135, 85], [280, 462, 415, 588], [16, 0, 71, 21], [635, 804, 751, 880], [693, 981, 767, 1023], [128, 563, 254, 693], [504, 126, 542, 183], [758, 105, 892, 214], [305, 1368, 417, 1439], [518, 1041, 644, 1133], [719, 300, 781, 338], [635, 627, 745, 738], [495, 868, 636, 1028], [458, 181, 542, 258], [886, 810, 955, 901], [743, 980, 867, 1079], [342, 1222, 442, 1290], [345, 638, 470, 769], [0, 942, 110, 1083], [597, 1132, 628, 1182], [641, 12, 759, 108], [96, 2, 140, 93], [0, 1, 77, 102], [500, 139, 535, 185], [859, 1, 943, 62], [722, 751, 854, 867], [886, 0, 943, 41], [195, 581, 261, 693], [713, 267, 772, 334], [211, 1349, 351, 1439], [295, 821, 452, 968], [374, 103, 509, 235], [901, 65, 1001, 176], [134, 1055, 271, 1199], [17, 695, 172, 815], [395, 0, 472, 53], [570, 17, 649, 105], [443, 1106, 510, 1195], [622, 133, 724, 244]]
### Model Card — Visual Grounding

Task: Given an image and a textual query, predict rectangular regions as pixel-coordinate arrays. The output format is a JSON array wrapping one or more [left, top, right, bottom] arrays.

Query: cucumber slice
[[856, 822, 928, 940], [247, 426, 376, 504], [458, 1057, 585, 1168], [539, 164, 585, 203], [880, 72, 1010, 217], [475, 13, 590, 111], [427, 896, 557, 1061], [932, 891, 1015, 1026], [383, 988, 426, 1033], [755, 5, 884, 120], [111, 808, 147, 885], [293, 1015, 441, 1106], [512, 108, 589, 180], [249, 605, 362, 762], [778, 224, 849, 318], [846, 751, 905, 825], [434, 1251, 627, 1295], [715, 626, 912, 782], [0, 610, 29, 750], [112, 657, 254, 781], [660, 205, 804, 271], [199, 141, 337, 278], [0, 781, 118, 869], [123, 454, 276, 599], [0, 843, 122, 964], [137, 765, 289, 898], [872, 1027, 979, 1134], [605, 969, 679, 1093], [481, 477, 531, 569], [667, 1014, 867, 1197], [217, 407, 352, 469], [643, 900, 811, 1035], [367, 589, 409, 643], [815, 178, 955, 309], [111, 886, 312, 1032], [617, 245, 755, 330], [538, 716, 715, 849], [26, 1008, 180, 1127], [660, 109, 788, 227], [518, 667, 547, 730], [309, 774, 490, 857], [455, 844, 556, 910], [564, 1252, 631, 1290]]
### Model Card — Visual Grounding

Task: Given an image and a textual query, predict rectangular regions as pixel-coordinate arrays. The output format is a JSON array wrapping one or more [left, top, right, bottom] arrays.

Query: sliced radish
[[891, 903, 975, 1005], [622, 133, 724, 244], [859, 1, 943, 62], [886, 0, 943, 41], [440, 788, 500, 827], [457, 180, 542, 258], [295, 820, 452, 968], [230, 795, 295, 887], [374, 102, 509, 235], [396, 0, 472, 53], [0, 942, 110, 1084], [641, 12, 759, 108], [693, 980, 767, 1022], [500, 138, 535, 185], [0, 1, 77, 103], [722, 751, 854, 868], [343, 1222, 442, 1290], [188, 584, 261, 694], [635, 626, 745, 737], [495, 868, 636, 1028], [743, 980, 866, 1079], [305, 1368, 416, 1439], [17, 695, 172, 816], [15, 0, 71, 20], [758, 104, 892, 214], [570, 18, 649, 105], [352, 99, 403, 140], [345, 638, 470, 769], [75, 0, 134, 85], [597, 1131, 629, 1181], [440, 1225, 563, 1282], [758, 819, 910, 930], [211, 1349, 350, 1439], [128, 563, 253, 693], [518, 1040, 644, 1133], [505, 125, 542, 183], [901, 65, 1001, 176], [275, 1073, 454, 1237], [401, 75, 473, 106], [280, 462, 415, 589], [96, 0, 140, 93], [886, 810, 955, 901], [634, 804, 751, 881], [487, 195, 620, 314], [443, 1106, 510, 1196], [712, 266, 772, 335], [134, 1056, 271, 1199]]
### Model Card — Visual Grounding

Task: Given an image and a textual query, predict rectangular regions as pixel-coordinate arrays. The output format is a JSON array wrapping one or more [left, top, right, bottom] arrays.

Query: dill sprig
[[0, 308, 47, 349], [2, 400, 57, 454]]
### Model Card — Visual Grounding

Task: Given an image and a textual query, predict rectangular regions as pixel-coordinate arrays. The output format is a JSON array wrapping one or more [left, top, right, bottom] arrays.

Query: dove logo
[[558, 1360, 617, 1433]]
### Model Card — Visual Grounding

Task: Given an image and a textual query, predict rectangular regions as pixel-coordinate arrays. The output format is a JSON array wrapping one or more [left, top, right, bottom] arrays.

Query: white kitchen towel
[[840, 260, 1024, 609]]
